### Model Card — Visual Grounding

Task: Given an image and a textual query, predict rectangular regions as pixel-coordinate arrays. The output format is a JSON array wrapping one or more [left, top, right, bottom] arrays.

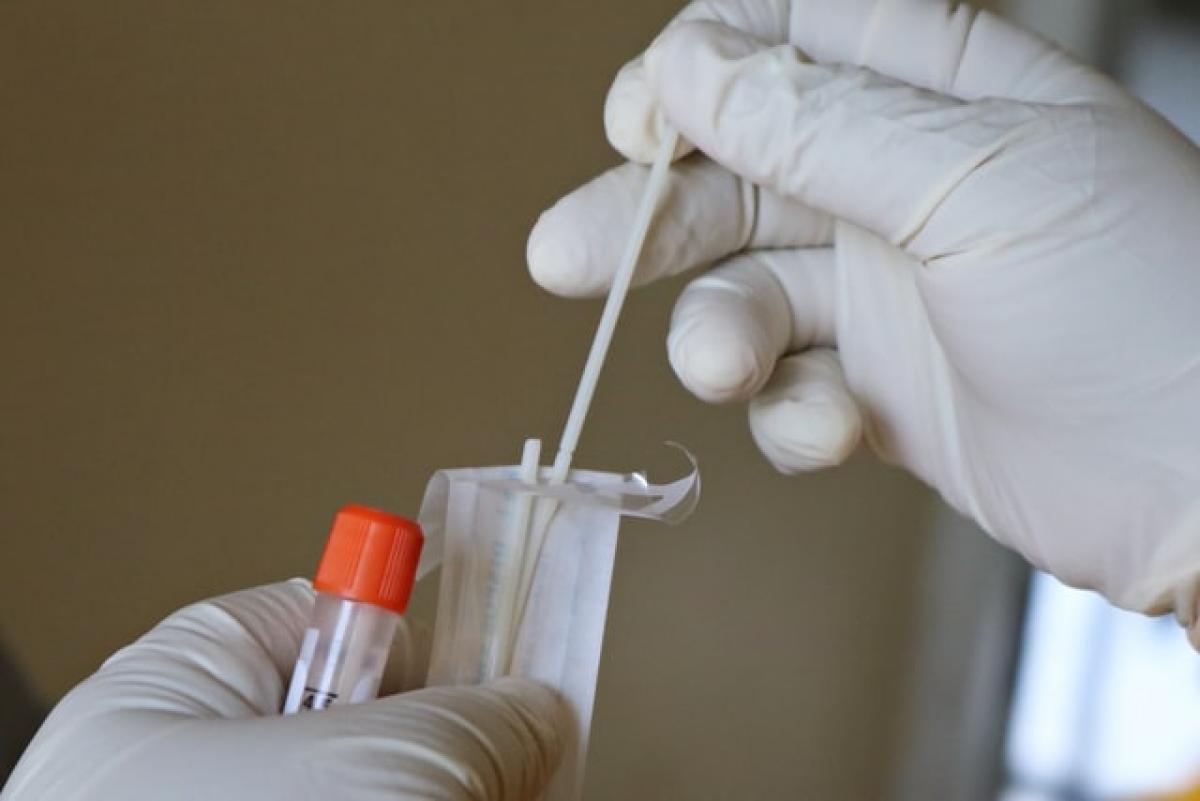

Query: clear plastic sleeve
[[415, 457, 699, 801]]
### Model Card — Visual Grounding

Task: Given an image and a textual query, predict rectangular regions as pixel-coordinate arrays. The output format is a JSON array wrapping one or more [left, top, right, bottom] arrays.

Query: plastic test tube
[[283, 504, 425, 713]]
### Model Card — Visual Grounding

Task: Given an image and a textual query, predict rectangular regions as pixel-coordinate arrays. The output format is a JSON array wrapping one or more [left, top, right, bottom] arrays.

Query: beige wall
[[0, 2, 937, 797]]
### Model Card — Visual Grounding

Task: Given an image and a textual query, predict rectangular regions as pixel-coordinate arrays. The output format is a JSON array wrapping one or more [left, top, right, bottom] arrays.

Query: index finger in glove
[[646, 22, 1089, 251], [607, 0, 1129, 163], [528, 155, 832, 298], [95, 580, 429, 718], [91, 579, 315, 718]]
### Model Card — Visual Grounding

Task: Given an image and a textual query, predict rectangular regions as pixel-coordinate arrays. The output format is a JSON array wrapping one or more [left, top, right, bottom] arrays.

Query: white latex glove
[[527, 1, 1200, 635], [1, 580, 564, 800]]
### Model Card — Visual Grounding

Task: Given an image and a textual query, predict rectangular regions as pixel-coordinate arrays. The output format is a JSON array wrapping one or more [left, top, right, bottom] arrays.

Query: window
[[1003, 573, 1200, 800]]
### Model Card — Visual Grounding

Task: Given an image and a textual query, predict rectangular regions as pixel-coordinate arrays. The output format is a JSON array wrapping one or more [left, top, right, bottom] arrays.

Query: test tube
[[283, 504, 424, 714]]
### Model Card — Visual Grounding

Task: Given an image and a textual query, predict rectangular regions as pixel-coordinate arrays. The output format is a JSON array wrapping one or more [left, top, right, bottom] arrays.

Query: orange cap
[[313, 504, 425, 614]]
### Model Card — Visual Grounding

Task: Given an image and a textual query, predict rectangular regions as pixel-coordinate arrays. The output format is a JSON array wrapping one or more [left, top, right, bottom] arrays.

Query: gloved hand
[[1, 580, 564, 800], [527, 0, 1200, 635]]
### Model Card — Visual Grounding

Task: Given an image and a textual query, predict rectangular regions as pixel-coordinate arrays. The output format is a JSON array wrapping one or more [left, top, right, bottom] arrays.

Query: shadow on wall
[[0, 641, 44, 783]]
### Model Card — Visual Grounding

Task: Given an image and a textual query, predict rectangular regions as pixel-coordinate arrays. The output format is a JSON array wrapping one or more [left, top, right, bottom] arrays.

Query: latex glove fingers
[[557, 0, 1200, 626], [606, 0, 1129, 163], [748, 348, 862, 473], [667, 248, 858, 471], [146, 680, 564, 801], [97, 578, 315, 718], [527, 155, 832, 298], [94, 578, 427, 718], [640, 20, 1092, 251], [3, 581, 565, 801], [667, 248, 834, 404]]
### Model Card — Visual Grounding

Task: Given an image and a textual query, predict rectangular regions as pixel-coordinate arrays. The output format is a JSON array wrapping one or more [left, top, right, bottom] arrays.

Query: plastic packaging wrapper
[[415, 460, 699, 801]]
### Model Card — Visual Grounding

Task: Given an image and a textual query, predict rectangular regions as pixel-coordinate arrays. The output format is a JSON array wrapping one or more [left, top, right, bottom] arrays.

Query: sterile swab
[[498, 126, 680, 668], [485, 437, 541, 679], [549, 125, 681, 482]]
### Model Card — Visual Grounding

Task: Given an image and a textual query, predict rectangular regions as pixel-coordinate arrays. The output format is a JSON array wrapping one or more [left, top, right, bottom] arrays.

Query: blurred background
[[1, 1, 1198, 799]]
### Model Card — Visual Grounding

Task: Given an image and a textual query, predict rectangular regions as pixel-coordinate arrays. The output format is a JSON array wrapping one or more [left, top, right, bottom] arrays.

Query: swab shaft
[[499, 126, 680, 675], [486, 437, 542, 678], [550, 126, 680, 482]]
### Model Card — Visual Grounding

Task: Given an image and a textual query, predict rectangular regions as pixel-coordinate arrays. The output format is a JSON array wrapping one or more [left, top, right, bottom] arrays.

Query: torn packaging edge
[[414, 458, 701, 582]]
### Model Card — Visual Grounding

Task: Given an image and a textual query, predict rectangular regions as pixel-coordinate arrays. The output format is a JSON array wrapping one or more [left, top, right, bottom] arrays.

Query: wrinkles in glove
[[1, 580, 565, 801], [527, 0, 1200, 636]]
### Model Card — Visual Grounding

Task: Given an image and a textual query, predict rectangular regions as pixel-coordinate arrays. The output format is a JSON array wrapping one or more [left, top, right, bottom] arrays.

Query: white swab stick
[[500, 127, 680, 666], [486, 437, 542, 678], [549, 125, 680, 482], [518, 437, 542, 484]]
